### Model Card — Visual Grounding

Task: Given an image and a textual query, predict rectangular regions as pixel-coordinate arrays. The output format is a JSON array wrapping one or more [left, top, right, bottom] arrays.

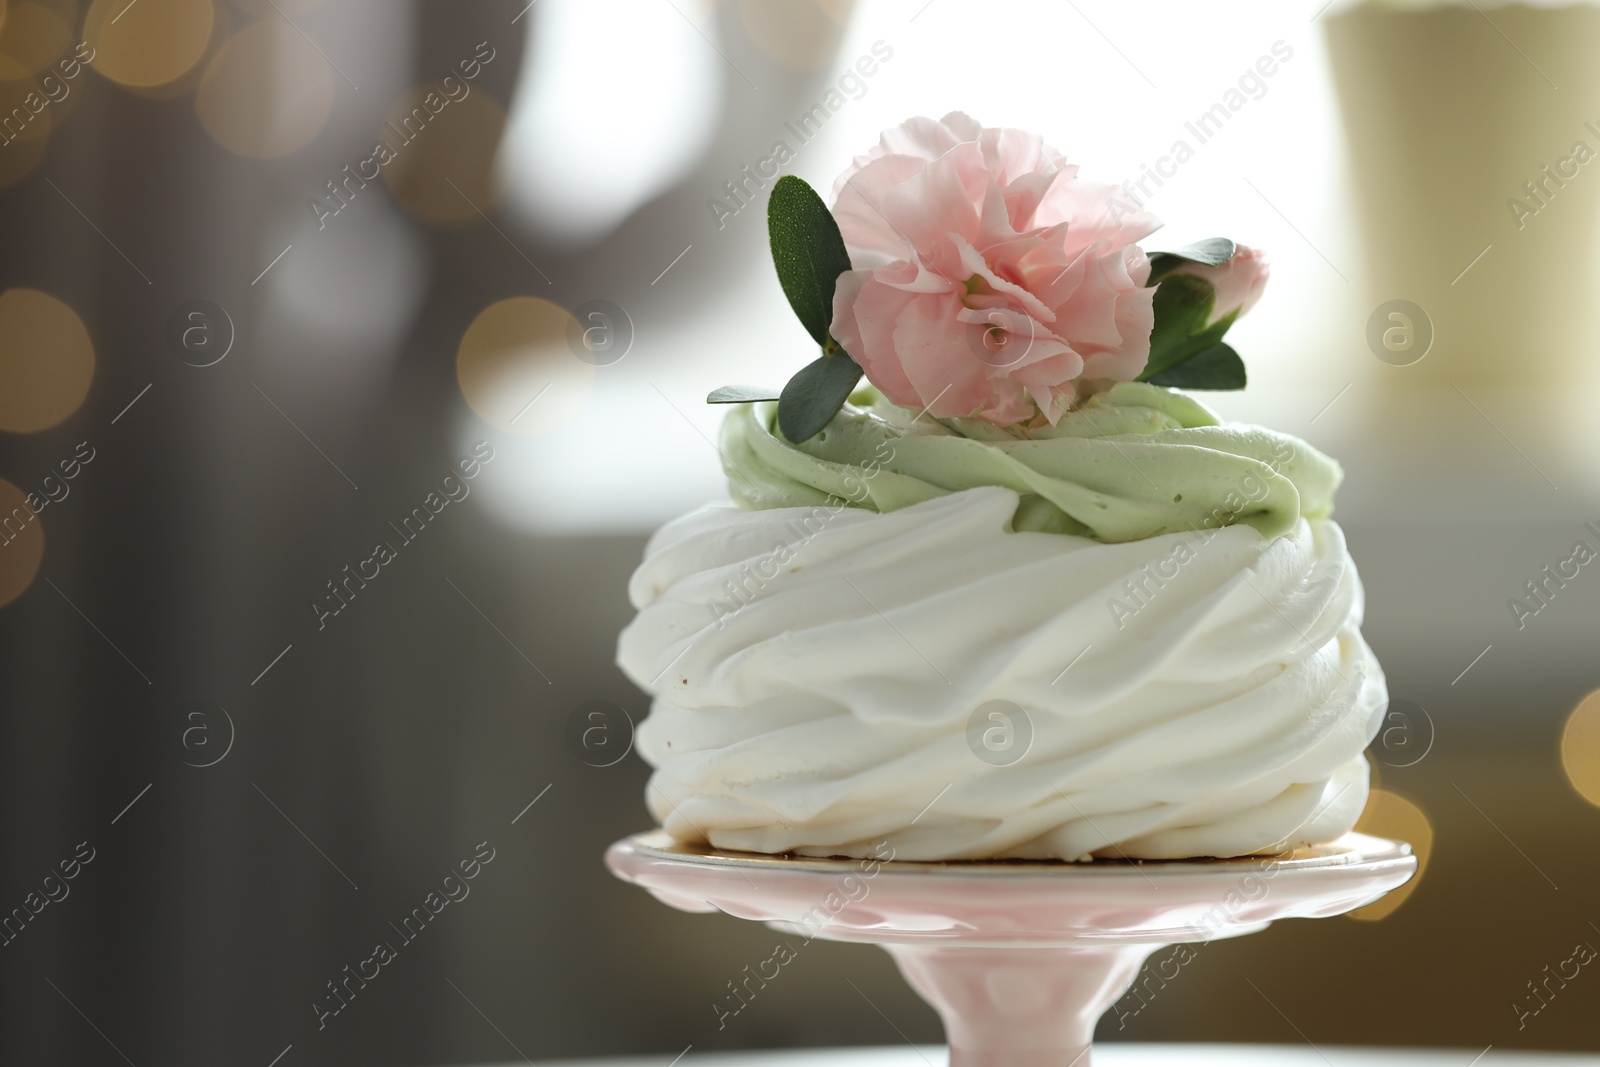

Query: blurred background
[[1, 0, 1598, 1063]]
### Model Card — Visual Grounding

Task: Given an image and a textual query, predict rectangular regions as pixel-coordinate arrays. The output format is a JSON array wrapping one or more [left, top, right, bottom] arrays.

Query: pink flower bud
[[1171, 244, 1269, 326]]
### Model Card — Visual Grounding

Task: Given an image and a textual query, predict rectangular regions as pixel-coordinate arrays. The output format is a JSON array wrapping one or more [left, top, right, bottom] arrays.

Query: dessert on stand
[[610, 114, 1415, 1061]]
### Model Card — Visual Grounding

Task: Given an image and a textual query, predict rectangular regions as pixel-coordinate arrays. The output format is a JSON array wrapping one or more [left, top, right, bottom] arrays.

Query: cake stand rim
[[608, 827, 1415, 880], [606, 827, 1417, 947]]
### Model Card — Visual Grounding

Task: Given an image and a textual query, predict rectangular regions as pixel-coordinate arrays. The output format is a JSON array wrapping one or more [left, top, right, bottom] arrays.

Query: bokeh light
[[496, 0, 722, 249], [1349, 788, 1432, 922], [0, 0, 78, 192], [0, 288, 94, 433], [381, 83, 506, 225], [0, 478, 44, 610], [86, 0, 215, 89], [737, 0, 853, 69], [195, 19, 334, 158], [0, 71, 52, 191], [1559, 687, 1600, 807], [0, 0, 73, 78], [456, 297, 592, 436]]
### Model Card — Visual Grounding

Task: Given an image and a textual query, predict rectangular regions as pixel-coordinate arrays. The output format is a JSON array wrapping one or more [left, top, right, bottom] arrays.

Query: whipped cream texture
[[617, 485, 1385, 861]]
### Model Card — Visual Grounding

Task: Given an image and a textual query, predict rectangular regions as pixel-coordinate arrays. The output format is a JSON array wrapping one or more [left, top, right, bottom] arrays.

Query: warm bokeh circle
[[196, 19, 334, 158], [85, 0, 215, 88], [0, 288, 94, 433], [0, 0, 74, 77], [1560, 687, 1600, 808], [0, 477, 44, 609], [456, 297, 593, 435], [1349, 788, 1432, 922]]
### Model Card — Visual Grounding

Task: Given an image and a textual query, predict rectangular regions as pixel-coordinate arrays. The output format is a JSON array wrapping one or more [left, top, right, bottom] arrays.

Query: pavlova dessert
[[618, 113, 1384, 862]]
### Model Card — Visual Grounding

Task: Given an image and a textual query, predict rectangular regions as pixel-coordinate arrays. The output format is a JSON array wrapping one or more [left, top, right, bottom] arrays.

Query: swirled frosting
[[720, 382, 1342, 543], [617, 486, 1385, 861]]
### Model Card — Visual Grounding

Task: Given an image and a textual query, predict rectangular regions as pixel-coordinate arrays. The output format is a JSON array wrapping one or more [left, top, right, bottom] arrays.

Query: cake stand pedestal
[[607, 831, 1416, 1067]]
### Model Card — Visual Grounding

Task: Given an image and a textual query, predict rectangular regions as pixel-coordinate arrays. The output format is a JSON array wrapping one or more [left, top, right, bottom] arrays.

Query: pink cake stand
[[607, 830, 1416, 1067]]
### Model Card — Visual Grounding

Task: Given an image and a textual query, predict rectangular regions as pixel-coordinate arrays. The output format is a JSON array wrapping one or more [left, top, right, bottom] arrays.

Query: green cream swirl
[[717, 382, 1342, 543]]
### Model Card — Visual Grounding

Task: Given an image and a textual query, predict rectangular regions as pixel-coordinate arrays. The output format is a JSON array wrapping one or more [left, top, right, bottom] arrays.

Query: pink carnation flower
[[828, 112, 1162, 426]]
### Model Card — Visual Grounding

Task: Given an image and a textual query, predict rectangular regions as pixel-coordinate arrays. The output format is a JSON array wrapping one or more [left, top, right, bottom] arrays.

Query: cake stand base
[[607, 831, 1415, 1067], [886, 941, 1152, 1067]]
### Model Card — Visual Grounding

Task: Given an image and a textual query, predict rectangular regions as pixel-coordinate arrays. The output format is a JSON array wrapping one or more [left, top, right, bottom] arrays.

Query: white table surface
[[501, 1044, 1600, 1067]]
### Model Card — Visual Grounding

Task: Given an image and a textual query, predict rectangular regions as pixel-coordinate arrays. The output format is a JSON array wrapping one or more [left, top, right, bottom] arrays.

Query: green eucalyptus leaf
[[767, 175, 854, 347], [1147, 237, 1237, 284], [707, 385, 781, 404], [1147, 341, 1247, 390], [1139, 273, 1227, 381], [777, 351, 863, 443]]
